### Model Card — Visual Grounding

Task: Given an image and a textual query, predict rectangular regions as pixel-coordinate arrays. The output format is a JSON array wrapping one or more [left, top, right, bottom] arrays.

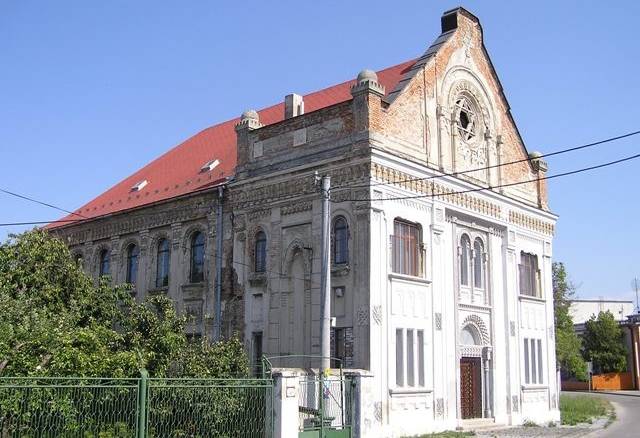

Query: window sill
[[518, 295, 545, 303], [182, 282, 205, 290], [521, 384, 548, 391], [388, 272, 431, 285], [148, 286, 169, 295], [249, 272, 267, 286], [331, 264, 350, 277], [389, 387, 433, 396]]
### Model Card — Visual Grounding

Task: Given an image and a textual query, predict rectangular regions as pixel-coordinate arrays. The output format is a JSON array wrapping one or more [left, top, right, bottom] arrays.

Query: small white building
[[570, 299, 635, 330]]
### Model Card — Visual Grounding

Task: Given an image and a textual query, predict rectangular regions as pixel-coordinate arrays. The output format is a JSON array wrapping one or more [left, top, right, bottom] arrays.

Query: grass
[[559, 394, 615, 426]]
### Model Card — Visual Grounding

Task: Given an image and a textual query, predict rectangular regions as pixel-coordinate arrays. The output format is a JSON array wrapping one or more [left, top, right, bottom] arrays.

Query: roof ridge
[[51, 59, 415, 227]]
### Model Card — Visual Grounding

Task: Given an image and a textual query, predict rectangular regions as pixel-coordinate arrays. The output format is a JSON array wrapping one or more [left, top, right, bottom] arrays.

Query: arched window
[[126, 244, 139, 285], [460, 234, 471, 286], [461, 325, 481, 346], [255, 231, 267, 273], [190, 232, 205, 283], [333, 216, 349, 265], [99, 249, 110, 277], [156, 238, 170, 287], [473, 238, 484, 289]]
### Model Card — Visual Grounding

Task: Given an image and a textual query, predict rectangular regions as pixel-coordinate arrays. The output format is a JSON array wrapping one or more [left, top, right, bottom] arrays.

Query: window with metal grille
[[156, 238, 170, 288], [331, 327, 347, 369], [252, 331, 263, 376], [519, 252, 540, 297], [333, 216, 349, 265], [190, 232, 205, 283], [254, 231, 267, 273], [391, 220, 422, 277]]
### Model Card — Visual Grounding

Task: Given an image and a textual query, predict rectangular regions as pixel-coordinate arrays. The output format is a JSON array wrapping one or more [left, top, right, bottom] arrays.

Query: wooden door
[[460, 357, 482, 419]]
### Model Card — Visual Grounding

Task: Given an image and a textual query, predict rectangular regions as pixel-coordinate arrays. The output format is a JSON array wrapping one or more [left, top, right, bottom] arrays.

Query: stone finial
[[529, 151, 548, 172], [236, 109, 262, 131], [241, 109, 259, 122], [357, 69, 377, 83], [351, 68, 385, 97]]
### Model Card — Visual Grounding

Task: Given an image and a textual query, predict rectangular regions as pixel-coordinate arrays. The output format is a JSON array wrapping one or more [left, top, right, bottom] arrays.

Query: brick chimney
[[285, 93, 304, 119]]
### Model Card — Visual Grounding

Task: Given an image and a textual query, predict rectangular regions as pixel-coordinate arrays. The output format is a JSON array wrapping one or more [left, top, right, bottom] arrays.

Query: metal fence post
[[319, 371, 325, 438], [137, 369, 148, 438]]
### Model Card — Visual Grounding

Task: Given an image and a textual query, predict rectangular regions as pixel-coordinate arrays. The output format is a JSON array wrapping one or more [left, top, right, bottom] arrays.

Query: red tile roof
[[53, 60, 415, 228]]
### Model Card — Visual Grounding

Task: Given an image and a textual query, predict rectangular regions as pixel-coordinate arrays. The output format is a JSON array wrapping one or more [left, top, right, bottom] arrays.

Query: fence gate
[[298, 374, 353, 438], [0, 374, 274, 438]]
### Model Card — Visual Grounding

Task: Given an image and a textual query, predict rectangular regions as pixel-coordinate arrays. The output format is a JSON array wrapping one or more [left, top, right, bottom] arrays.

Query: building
[[52, 8, 560, 435], [569, 299, 635, 335], [568, 299, 640, 390]]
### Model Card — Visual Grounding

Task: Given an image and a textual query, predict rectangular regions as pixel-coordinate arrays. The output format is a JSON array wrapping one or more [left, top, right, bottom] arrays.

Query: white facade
[[365, 154, 558, 436]]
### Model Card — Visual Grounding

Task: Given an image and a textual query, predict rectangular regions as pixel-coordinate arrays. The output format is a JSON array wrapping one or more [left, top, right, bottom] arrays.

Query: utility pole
[[318, 174, 331, 372], [633, 277, 640, 314]]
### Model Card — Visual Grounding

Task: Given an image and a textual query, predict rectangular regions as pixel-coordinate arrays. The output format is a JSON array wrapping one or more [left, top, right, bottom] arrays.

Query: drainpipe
[[214, 185, 224, 341]]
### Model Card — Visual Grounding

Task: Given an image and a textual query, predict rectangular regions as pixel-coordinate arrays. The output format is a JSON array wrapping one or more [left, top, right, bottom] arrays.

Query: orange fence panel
[[561, 380, 589, 391], [591, 371, 634, 390]]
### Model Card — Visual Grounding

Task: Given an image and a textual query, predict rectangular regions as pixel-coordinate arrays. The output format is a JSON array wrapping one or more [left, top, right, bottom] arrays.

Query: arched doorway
[[459, 324, 484, 419]]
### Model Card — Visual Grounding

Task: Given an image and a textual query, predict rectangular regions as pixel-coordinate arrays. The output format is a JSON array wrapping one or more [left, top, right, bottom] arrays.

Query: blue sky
[[1, 1, 638, 302]]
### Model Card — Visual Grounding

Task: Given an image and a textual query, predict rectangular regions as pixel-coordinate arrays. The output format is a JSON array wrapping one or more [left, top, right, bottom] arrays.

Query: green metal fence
[[0, 373, 273, 438]]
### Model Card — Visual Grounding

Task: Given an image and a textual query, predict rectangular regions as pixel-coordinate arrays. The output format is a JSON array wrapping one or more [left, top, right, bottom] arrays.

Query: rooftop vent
[[285, 93, 304, 119], [130, 179, 148, 192], [441, 8, 460, 33], [200, 159, 220, 173]]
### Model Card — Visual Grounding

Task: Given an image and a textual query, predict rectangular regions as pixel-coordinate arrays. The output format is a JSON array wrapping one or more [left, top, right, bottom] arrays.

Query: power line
[[0, 188, 88, 219], [5, 151, 639, 226], [5, 129, 637, 228], [333, 129, 640, 191], [332, 152, 640, 203], [0, 219, 86, 227]]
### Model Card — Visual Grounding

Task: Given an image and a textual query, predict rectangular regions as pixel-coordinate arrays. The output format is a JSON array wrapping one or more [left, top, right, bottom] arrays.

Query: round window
[[454, 96, 478, 142]]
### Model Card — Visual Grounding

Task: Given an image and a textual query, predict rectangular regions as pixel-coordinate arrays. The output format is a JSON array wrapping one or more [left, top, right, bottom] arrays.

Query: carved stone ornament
[[460, 314, 490, 345], [435, 313, 442, 331], [372, 305, 382, 325], [435, 398, 444, 417], [374, 402, 383, 422], [357, 307, 369, 326]]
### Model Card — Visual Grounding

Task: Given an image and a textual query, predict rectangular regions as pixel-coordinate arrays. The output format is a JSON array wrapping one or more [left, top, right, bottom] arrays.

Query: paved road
[[589, 391, 640, 438]]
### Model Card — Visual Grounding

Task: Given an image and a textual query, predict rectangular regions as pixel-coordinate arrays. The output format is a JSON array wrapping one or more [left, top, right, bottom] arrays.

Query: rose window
[[454, 96, 478, 142]]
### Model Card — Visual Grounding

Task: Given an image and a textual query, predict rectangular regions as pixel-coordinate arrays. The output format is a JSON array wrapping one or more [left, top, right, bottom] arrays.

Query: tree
[[0, 230, 248, 378], [582, 310, 627, 374], [552, 262, 587, 380]]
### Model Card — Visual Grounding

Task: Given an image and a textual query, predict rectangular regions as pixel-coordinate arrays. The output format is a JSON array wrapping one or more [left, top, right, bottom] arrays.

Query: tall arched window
[[255, 231, 267, 273], [126, 244, 139, 285], [99, 249, 110, 277], [156, 238, 170, 287], [473, 238, 485, 289], [333, 216, 349, 265], [460, 234, 471, 286], [190, 232, 205, 283]]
